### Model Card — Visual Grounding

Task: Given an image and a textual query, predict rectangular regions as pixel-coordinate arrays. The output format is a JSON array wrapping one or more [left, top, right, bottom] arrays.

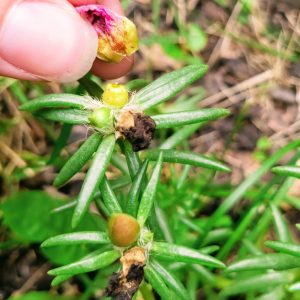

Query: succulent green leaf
[[137, 153, 163, 227], [125, 160, 149, 217], [38, 109, 90, 125], [51, 275, 72, 286], [72, 135, 116, 228], [270, 204, 291, 243], [144, 149, 230, 172], [118, 140, 141, 179], [99, 177, 122, 215], [144, 264, 172, 300], [41, 231, 110, 247], [136, 64, 208, 110], [152, 108, 229, 129], [54, 133, 102, 187], [265, 240, 300, 258], [221, 272, 292, 296], [272, 165, 300, 178], [151, 242, 225, 269], [19, 94, 97, 111], [48, 249, 120, 276], [150, 260, 188, 300], [227, 253, 300, 272]]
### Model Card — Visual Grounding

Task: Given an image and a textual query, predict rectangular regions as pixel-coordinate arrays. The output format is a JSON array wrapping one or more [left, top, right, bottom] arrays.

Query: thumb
[[0, 0, 98, 82]]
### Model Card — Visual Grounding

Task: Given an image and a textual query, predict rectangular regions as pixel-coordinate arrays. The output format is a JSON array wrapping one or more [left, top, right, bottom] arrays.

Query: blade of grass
[[196, 139, 300, 246], [48, 124, 73, 164], [160, 123, 203, 150]]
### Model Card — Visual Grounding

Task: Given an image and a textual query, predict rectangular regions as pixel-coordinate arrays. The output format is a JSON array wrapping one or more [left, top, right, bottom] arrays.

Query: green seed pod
[[108, 213, 140, 247], [89, 107, 113, 129]]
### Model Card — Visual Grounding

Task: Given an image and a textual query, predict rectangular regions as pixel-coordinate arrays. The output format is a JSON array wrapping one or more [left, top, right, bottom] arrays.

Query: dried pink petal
[[76, 5, 138, 63]]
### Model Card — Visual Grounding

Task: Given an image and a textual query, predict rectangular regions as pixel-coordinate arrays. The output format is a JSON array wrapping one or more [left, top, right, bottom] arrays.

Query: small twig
[[200, 70, 273, 107], [12, 263, 50, 296]]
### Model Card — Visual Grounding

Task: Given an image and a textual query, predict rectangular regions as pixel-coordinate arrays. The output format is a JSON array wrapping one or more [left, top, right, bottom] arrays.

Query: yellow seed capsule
[[108, 213, 140, 247], [102, 83, 129, 108]]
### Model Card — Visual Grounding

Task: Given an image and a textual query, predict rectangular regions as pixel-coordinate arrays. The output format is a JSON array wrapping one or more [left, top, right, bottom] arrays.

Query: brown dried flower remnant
[[105, 247, 146, 300], [117, 111, 156, 152]]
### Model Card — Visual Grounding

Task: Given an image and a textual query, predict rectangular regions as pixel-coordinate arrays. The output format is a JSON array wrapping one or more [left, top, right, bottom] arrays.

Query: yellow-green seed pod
[[108, 213, 140, 247], [102, 83, 129, 108], [88, 107, 113, 129]]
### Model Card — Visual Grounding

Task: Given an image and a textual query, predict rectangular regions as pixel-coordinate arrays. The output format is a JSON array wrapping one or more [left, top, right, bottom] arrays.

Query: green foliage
[[8, 292, 75, 300], [5, 64, 300, 299], [1, 191, 102, 265], [272, 166, 300, 179], [136, 64, 208, 109], [72, 135, 116, 228]]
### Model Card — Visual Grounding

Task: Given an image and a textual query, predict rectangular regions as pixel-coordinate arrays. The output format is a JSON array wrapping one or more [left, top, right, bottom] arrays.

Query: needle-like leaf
[[144, 264, 172, 300], [99, 177, 122, 215], [152, 108, 229, 129], [136, 64, 208, 110], [38, 108, 90, 124], [72, 135, 116, 228], [150, 260, 189, 300], [137, 153, 163, 227], [227, 253, 300, 272], [41, 231, 110, 247], [144, 149, 230, 172], [48, 250, 120, 276], [19, 94, 97, 111], [151, 242, 225, 269], [265, 240, 300, 258], [272, 165, 300, 178], [54, 133, 102, 187], [125, 160, 149, 217]]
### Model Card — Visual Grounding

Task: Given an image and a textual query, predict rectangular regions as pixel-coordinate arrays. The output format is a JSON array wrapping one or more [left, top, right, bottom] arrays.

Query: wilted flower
[[76, 5, 139, 63]]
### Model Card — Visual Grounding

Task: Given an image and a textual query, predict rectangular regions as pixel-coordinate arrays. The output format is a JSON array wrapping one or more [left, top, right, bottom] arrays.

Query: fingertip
[[91, 55, 134, 80]]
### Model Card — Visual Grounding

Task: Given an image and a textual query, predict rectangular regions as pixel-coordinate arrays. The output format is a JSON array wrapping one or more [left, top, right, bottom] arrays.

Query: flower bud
[[88, 107, 113, 129], [102, 83, 129, 108], [108, 213, 140, 247], [76, 5, 139, 63]]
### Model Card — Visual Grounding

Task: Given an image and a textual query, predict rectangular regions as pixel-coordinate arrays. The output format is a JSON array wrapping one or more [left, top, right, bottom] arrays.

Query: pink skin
[[0, 0, 133, 82]]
